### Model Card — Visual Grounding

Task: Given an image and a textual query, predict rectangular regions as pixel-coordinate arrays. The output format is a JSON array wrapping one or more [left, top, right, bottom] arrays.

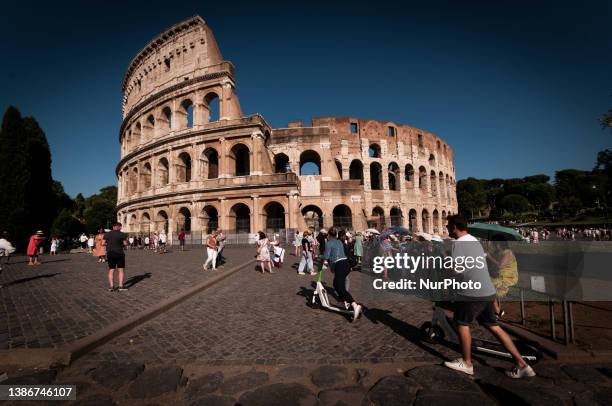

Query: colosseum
[[116, 16, 458, 242]]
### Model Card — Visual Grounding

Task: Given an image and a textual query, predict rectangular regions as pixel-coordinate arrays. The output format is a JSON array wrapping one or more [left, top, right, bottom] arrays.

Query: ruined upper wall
[[271, 116, 455, 165], [121, 16, 231, 118]]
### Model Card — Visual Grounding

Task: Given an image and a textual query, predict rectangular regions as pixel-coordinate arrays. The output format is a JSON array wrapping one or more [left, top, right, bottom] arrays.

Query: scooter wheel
[[420, 322, 443, 343]]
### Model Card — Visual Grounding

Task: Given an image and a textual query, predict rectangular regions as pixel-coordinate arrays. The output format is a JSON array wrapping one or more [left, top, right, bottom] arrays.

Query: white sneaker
[[298, 272, 305, 275], [443, 358, 474, 375], [505, 365, 536, 379]]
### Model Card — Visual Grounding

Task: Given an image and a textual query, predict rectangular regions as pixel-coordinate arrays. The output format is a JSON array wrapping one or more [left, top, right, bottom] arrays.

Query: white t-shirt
[[88, 237, 94, 247], [160, 233, 167, 243], [452, 233, 496, 298]]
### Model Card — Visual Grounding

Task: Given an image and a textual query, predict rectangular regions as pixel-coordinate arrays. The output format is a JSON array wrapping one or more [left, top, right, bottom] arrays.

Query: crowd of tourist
[[517, 226, 612, 242]]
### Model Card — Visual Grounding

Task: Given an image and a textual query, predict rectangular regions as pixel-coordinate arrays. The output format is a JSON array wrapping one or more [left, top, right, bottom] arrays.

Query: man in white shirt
[[443, 215, 535, 379]]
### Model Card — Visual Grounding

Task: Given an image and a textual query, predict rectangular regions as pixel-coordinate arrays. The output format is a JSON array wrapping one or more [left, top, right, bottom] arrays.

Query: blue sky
[[1, 0, 610, 197]]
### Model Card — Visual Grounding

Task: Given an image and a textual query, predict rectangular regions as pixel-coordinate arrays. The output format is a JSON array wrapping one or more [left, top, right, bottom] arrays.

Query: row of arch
[[125, 202, 450, 235], [122, 91, 221, 153], [274, 150, 454, 200], [120, 143, 250, 196], [301, 204, 450, 234], [125, 201, 287, 235]]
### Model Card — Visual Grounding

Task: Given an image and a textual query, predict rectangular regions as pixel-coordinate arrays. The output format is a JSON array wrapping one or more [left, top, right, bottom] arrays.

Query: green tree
[[457, 178, 487, 219], [0, 107, 27, 245], [51, 208, 84, 238], [501, 194, 530, 214]]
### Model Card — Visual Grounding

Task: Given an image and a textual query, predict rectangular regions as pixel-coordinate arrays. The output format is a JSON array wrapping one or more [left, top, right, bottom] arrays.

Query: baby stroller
[[311, 267, 354, 316], [420, 301, 542, 363]]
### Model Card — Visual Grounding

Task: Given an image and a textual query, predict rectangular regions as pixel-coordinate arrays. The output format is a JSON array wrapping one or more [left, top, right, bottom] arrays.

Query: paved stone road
[[86, 254, 485, 366], [3, 250, 612, 405], [0, 247, 252, 349]]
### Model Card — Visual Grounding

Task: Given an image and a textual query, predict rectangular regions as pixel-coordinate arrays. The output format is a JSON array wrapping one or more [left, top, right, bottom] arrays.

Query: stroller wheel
[[420, 322, 444, 343]]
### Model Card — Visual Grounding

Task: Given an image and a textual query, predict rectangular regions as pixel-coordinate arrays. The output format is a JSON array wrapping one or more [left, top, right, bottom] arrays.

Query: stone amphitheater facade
[[116, 16, 458, 240]]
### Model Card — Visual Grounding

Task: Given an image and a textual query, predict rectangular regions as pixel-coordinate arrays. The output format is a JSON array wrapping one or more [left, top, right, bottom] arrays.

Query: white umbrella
[[366, 228, 381, 235]]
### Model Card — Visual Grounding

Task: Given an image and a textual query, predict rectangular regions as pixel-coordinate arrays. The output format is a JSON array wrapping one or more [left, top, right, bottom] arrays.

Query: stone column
[[220, 80, 233, 120], [251, 130, 264, 176], [219, 137, 228, 178], [251, 195, 260, 234], [218, 198, 227, 230]]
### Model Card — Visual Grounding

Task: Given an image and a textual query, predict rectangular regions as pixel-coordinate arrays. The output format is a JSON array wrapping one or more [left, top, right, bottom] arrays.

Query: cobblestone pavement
[[0, 247, 252, 349], [87, 254, 490, 366]]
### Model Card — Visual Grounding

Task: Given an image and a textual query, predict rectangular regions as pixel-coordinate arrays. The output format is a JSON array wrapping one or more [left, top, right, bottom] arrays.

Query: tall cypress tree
[[0, 106, 55, 250], [23, 116, 55, 235], [0, 106, 29, 248]]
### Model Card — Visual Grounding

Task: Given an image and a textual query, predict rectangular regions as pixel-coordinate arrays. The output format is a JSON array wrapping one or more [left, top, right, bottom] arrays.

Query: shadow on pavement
[[123, 273, 152, 288], [7, 259, 71, 265], [364, 307, 451, 361], [1, 273, 61, 287]]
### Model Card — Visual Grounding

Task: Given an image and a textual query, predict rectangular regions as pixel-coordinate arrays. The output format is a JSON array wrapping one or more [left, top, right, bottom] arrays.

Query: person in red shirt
[[178, 229, 186, 252], [26, 230, 45, 266]]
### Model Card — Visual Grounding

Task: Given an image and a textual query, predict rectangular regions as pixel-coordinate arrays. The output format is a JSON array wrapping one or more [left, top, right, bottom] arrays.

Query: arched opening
[[333, 204, 352, 229], [124, 131, 131, 153], [132, 123, 141, 149], [349, 159, 364, 184], [432, 209, 440, 234], [437, 140, 441, 150], [142, 163, 152, 189], [155, 210, 169, 233], [140, 213, 151, 234], [439, 172, 445, 200], [442, 210, 447, 233], [229, 203, 250, 233], [129, 167, 138, 195], [388, 162, 399, 191], [181, 99, 194, 129], [264, 202, 285, 232], [161, 106, 172, 131], [390, 207, 403, 226], [422, 209, 430, 234], [418, 166, 427, 191], [176, 152, 192, 183], [299, 150, 321, 175], [177, 207, 191, 233], [204, 92, 220, 123], [430, 170, 437, 197], [370, 162, 383, 190], [302, 205, 323, 230], [446, 175, 451, 204], [230, 144, 250, 176], [143, 114, 155, 141], [202, 206, 219, 234], [368, 143, 381, 158], [429, 154, 436, 166], [274, 153, 290, 173], [202, 148, 219, 179], [405, 164, 414, 188], [157, 157, 169, 187], [129, 214, 137, 230], [371, 206, 385, 229], [335, 159, 343, 180], [409, 209, 417, 232]]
